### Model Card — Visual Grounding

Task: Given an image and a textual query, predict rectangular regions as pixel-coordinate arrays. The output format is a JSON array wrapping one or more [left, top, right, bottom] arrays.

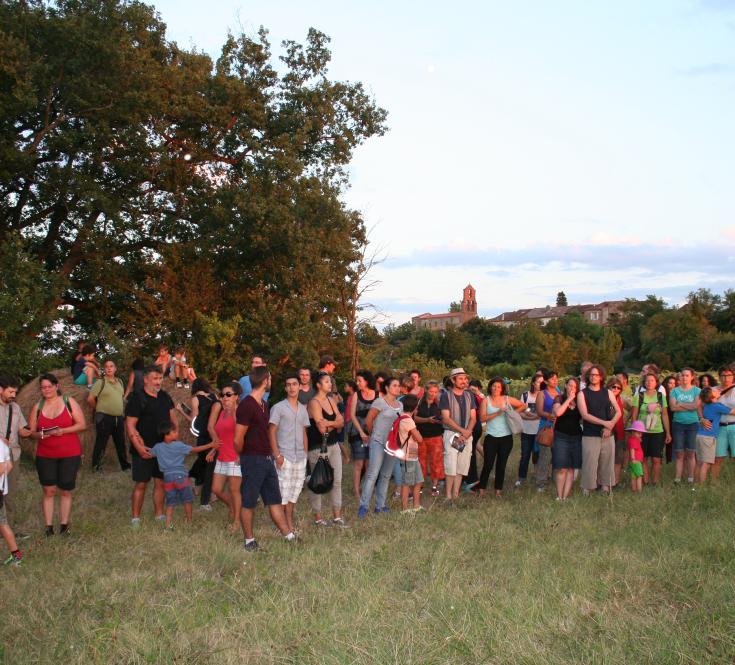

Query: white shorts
[[443, 431, 473, 476], [214, 460, 242, 477], [278, 458, 307, 504]]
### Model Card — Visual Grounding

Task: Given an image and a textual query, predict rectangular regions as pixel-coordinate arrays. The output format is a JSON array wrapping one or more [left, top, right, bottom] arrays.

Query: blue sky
[[151, 0, 735, 325]]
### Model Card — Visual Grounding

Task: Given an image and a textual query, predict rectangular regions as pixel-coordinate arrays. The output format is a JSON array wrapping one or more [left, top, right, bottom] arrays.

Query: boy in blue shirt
[[696, 387, 735, 484], [149, 423, 218, 528]]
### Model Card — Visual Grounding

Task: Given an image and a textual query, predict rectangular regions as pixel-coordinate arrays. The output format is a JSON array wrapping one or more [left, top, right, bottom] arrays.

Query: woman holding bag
[[535, 369, 561, 492], [551, 377, 582, 500], [307, 372, 347, 527], [477, 377, 526, 497]]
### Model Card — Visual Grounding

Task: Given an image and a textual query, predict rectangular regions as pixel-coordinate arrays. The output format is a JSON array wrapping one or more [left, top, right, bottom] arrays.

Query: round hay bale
[[17, 369, 197, 459]]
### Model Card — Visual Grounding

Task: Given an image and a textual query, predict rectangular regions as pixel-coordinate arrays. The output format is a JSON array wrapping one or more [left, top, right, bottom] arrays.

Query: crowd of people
[[1, 349, 734, 562]]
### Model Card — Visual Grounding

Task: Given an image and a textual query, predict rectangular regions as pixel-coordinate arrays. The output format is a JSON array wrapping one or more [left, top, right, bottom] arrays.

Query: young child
[[72, 345, 101, 389], [697, 387, 735, 484], [0, 439, 22, 565], [172, 347, 191, 389], [626, 420, 645, 493], [154, 345, 173, 378], [149, 423, 218, 528], [397, 394, 425, 513]]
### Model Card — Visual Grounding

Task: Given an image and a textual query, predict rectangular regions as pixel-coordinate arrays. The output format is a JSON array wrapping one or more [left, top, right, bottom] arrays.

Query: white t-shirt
[[720, 386, 735, 425], [0, 441, 10, 495]]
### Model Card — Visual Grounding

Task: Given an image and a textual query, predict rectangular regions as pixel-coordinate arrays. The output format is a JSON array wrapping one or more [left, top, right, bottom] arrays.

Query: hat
[[625, 420, 646, 434], [449, 368, 468, 379]]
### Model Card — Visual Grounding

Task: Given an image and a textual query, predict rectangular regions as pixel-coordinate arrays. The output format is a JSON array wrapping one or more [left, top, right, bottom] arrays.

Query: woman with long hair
[[206, 381, 242, 532], [551, 377, 582, 500], [631, 372, 671, 485], [535, 369, 561, 492], [348, 370, 377, 500], [27, 373, 86, 536], [307, 372, 347, 526], [515, 373, 543, 487], [478, 377, 525, 497]]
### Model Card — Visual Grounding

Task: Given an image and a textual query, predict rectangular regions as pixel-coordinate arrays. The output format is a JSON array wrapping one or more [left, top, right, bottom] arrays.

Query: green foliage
[[506, 322, 545, 366], [556, 290, 568, 306], [0, 233, 60, 379], [610, 295, 666, 358], [448, 301, 461, 312], [640, 309, 716, 370], [460, 317, 506, 365], [706, 332, 735, 370], [190, 312, 243, 381], [545, 311, 602, 343]]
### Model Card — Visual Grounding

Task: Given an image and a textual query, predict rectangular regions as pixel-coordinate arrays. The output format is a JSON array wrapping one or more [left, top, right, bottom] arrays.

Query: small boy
[[696, 387, 735, 484], [397, 394, 425, 513], [626, 420, 645, 493], [0, 439, 22, 565], [149, 422, 218, 528]]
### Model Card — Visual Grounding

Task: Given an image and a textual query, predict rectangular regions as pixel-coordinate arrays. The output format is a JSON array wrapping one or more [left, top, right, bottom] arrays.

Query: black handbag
[[307, 434, 334, 494]]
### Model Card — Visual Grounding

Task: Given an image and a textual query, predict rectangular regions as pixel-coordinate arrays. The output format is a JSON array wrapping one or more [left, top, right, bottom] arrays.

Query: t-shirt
[[398, 415, 418, 461], [0, 441, 10, 495], [719, 387, 735, 425], [520, 391, 540, 436], [553, 395, 582, 437], [0, 401, 28, 461], [670, 386, 701, 425], [416, 399, 443, 438], [150, 440, 191, 476], [236, 395, 271, 456], [698, 402, 732, 438], [90, 377, 125, 416], [632, 392, 668, 434], [369, 397, 402, 445], [297, 387, 316, 405], [439, 390, 474, 430], [125, 390, 174, 452], [269, 399, 309, 463], [72, 358, 86, 380], [238, 375, 270, 403], [627, 435, 644, 463]]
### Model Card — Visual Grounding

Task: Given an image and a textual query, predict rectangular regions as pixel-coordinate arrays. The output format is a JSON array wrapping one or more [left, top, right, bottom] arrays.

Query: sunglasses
[[221, 392, 236, 398], [611, 386, 622, 391]]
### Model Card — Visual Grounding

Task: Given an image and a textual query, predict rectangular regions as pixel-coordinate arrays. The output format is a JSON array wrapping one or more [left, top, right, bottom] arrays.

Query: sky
[[151, 0, 735, 326]]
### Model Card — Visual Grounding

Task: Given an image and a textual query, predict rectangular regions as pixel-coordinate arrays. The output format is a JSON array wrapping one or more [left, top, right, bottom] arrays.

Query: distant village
[[411, 284, 626, 331]]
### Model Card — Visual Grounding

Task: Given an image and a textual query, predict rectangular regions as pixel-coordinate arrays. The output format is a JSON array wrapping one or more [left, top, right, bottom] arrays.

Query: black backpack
[[191, 393, 217, 443]]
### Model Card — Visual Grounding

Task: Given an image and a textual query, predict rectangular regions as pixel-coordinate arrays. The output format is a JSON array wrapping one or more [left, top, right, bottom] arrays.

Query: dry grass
[[2, 440, 735, 664]]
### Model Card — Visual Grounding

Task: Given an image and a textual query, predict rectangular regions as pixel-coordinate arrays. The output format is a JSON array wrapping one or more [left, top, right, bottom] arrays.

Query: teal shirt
[[486, 401, 511, 437], [670, 386, 701, 425]]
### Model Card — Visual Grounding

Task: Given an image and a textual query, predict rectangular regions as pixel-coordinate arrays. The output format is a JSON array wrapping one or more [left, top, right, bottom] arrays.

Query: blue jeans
[[517, 433, 538, 480], [671, 421, 698, 453], [360, 439, 397, 510]]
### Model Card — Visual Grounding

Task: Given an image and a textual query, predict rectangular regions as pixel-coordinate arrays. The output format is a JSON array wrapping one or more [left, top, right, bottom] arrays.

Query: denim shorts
[[240, 455, 282, 509], [163, 473, 193, 507], [672, 421, 698, 453], [551, 431, 582, 470], [349, 437, 370, 461], [716, 424, 735, 458]]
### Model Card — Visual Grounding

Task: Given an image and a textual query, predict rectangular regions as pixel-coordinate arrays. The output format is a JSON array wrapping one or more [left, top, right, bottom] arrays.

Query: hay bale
[[17, 369, 197, 459]]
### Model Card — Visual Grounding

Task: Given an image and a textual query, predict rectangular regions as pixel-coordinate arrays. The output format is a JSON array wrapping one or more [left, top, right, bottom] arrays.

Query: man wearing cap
[[439, 368, 477, 503]]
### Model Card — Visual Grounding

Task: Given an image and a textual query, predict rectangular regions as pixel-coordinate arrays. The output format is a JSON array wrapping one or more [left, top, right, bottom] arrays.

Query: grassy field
[[2, 445, 735, 665]]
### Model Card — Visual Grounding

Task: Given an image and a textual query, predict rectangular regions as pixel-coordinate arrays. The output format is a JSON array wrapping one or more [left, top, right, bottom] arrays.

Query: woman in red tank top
[[28, 373, 86, 536]]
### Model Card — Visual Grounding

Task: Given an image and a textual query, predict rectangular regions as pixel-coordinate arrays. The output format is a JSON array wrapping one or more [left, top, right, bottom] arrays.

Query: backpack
[[384, 414, 411, 459], [635, 388, 663, 411]]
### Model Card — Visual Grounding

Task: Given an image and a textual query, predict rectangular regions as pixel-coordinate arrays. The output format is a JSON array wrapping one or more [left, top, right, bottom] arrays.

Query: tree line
[[356, 289, 735, 382]]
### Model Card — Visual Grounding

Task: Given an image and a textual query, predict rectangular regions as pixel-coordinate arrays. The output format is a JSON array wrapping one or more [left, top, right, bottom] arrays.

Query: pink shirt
[[214, 410, 237, 462], [627, 435, 643, 463]]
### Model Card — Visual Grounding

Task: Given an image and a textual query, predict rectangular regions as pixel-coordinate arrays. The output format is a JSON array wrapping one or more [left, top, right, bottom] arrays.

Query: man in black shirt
[[125, 366, 177, 526]]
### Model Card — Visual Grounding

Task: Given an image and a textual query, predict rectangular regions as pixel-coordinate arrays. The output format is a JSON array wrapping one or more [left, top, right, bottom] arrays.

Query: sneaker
[[537, 486, 546, 493], [413, 505, 425, 513], [555, 496, 562, 502], [431, 486, 440, 497], [400, 508, 414, 515], [199, 504, 213, 512], [44, 525, 54, 537], [374, 506, 389, 514], [155, 514, 166, 522], [121, 463, 132, 472], [184, 381, 190, 389], [357, 505, 369, 519], [3, 553, 22, 566], [59, 524, 70, 536], [331, 517, 350, 528], [392, 490, 401, 499], [165, 524, 174, 531], [176, 381, 183, 389], [687, 477, 694, 484], [514, 479, 524, 488], [94, 466, 104, 475], [313, 519, 332, 527], [243, 540, 259, 552], [582, 489, 590, 497], [131, 518, 141, 529], [444, 498, 454, 508], [673, 478, 681, 485], [463, 480, 479, 492]]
